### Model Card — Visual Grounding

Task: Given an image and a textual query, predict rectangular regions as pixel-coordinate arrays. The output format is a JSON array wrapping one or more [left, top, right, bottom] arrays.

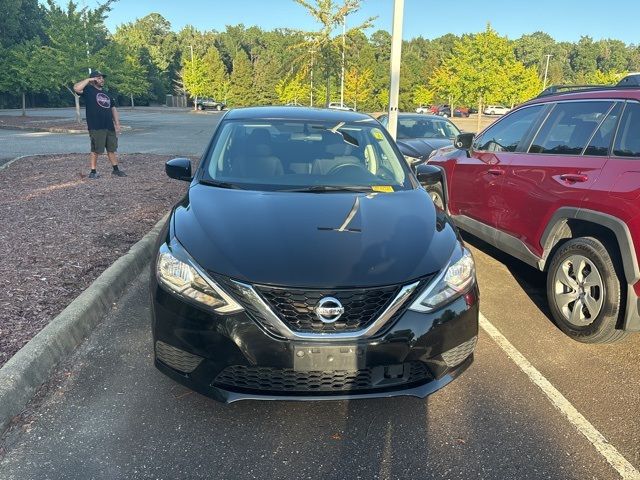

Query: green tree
[[203, 46, 230, 102], [103, 44, 150, 107], [4, 40, 51, 115], [181, 55, 209, 109], [413, 85, 434, 107], [584, 69, 627, 85], [41, 0, 115, 121], [275, 70, 310, 105], [343, 66, 372, 110], [0, 0, 44, 48], [229, 51, 254, 106], [502, 62, 542, 107], [293, 0, 374, 106]]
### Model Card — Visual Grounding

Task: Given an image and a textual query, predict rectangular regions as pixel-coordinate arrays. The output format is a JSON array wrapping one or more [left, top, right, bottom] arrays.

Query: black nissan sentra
[[151, 107, 479, 402]]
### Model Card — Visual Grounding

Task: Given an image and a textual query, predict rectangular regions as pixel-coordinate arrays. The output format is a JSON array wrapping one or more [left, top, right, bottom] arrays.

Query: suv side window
[[473, 105, 543, 152], [584, 102, 623, 156], [529, 101, 613, 155], [613, 102, 640, 157]]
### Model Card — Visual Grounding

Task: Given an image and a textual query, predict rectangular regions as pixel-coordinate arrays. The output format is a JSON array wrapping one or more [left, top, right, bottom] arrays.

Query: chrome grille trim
[[230, 280, 421, 341]]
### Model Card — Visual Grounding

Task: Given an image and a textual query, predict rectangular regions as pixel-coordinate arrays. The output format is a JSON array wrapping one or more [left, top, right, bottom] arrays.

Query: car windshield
[[396, 117, 460, 140], [202, 119, 412, 192]]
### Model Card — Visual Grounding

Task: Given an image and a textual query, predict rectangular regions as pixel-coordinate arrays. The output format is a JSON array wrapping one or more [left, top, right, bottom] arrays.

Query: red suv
[[424, 85, 640, 343]]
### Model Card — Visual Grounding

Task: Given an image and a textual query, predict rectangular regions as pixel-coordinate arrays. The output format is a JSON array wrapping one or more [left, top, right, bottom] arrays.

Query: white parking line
[[479, 313, 640, 480]]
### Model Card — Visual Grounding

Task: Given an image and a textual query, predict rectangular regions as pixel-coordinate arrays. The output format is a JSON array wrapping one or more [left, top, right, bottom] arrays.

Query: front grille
[[155, 341, 203, 373], [213, 362, 432, 394], [255, 285, 399, 333]]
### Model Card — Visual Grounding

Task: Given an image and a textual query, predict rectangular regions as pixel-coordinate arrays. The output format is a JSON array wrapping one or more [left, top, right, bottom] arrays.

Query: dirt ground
[[0, 154, 191, 368], [0, 115, 87, 132]]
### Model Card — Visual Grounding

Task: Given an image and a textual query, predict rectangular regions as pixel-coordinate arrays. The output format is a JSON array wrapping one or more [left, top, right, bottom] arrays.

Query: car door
[[496, 100, 618, 258], [449, 104, 545, 233]]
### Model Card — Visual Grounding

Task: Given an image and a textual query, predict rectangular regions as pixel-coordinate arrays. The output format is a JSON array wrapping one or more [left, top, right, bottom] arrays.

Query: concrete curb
[[0, 125, 133, 134], [0, 214, 168, 433]]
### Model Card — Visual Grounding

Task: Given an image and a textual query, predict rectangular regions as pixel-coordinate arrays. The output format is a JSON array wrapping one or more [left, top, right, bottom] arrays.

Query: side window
[[529, 101, 612, 155], [584, 103, 622, 156], [473, 105, 544, 152], [613, 102, 640, 158]]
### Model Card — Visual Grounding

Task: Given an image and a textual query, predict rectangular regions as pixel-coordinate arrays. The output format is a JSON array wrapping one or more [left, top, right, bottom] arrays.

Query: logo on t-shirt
[[96, 92, 111, 109]]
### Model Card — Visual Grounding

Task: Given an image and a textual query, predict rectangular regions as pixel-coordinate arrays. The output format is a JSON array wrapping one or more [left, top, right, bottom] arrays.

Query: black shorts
[[89, 129, 118, 154]]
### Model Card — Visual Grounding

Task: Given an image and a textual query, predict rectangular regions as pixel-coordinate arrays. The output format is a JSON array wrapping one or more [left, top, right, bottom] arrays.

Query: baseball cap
[[90, 70, 107, 78]]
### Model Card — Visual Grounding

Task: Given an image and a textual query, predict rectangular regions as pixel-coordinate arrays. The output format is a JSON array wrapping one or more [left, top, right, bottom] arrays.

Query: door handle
[[560, 174, 588, 183], [487, 169, 505, 176]]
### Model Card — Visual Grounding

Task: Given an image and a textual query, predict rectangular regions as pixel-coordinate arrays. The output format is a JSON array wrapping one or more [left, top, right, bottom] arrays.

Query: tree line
[[1, 0, 639, 115]]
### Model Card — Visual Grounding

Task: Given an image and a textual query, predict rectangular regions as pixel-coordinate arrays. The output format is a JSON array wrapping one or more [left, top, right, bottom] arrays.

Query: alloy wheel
[[553, 254, 604, 326]]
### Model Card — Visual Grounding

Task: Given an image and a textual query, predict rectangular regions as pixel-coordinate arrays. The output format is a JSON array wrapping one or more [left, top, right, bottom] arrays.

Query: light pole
[[387, 0, 404, 140], [542, 54, 553, 90], [340, 16, 346, 107], [189, 45, 196, 110]]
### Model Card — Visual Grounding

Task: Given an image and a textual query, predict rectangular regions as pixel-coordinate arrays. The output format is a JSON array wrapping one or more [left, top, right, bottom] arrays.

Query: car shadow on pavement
[[460, 232, 555, 324]]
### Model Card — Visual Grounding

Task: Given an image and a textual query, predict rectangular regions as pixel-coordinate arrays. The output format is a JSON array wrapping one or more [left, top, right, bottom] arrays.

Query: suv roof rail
[[537, 73, 640, 98]]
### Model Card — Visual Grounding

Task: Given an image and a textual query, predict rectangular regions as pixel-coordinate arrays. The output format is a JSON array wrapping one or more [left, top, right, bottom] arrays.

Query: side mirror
[[165, 158, 192, 181], [454, 132, 474, 150], [416, 164, 442, 186]]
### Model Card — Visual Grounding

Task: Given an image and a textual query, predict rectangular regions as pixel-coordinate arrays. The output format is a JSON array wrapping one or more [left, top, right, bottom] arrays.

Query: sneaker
[[88, 171, 99, 179], [112, 169, 127, 177]]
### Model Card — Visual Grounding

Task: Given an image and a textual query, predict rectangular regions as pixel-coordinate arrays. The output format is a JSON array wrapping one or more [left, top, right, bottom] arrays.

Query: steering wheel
[[326, 163, 366, 176]]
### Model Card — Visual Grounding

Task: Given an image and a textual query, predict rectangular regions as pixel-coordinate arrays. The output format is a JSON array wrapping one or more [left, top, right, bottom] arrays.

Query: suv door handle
[[560, 174, 588, 183], [487, 169, 505, 176]]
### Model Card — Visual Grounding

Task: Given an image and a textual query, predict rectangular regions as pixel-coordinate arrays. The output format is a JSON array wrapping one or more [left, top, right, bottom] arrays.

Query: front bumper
[[151, 280, 479, 403]]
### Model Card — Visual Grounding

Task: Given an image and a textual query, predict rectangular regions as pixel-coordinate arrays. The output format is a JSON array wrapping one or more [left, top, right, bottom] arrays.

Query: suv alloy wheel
[[546, 237, 627, 343]]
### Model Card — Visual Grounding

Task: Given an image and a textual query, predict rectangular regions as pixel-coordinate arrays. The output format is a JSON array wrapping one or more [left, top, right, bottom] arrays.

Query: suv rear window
[[613, 102, 640, 157], [529, 101, 612, 155]]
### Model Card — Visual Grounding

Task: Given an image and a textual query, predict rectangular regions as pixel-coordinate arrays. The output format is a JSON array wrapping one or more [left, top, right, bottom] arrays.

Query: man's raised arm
[[73, 77, 94, 94]]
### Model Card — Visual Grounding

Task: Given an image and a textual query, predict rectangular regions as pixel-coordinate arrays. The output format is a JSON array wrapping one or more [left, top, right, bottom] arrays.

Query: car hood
[[172, 184, 458, 288], [396, 138, 453, 158]]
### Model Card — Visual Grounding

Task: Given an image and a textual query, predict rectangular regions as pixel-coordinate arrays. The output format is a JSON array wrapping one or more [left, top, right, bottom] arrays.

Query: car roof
[[224, 106, 374, 123], [523, 87, 640, 107]]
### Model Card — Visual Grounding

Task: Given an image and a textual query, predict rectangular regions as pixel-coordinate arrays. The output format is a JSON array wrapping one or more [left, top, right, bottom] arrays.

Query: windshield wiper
[[280, 185, 373, 193], [199, 179, 243, 189]]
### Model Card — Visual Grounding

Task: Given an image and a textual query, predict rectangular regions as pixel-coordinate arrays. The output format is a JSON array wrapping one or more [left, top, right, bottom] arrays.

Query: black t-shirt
[[81, 84, 116, 131]]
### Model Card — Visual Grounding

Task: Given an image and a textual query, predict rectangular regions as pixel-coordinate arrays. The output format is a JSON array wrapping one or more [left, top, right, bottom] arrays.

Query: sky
[[70, 0, 640, 44]]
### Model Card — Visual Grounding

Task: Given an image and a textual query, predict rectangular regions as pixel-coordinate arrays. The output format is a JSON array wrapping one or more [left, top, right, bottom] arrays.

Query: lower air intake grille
[[213, 362, 432, 393], [441, 336, 477, 367], [155, 341, 203, 373]]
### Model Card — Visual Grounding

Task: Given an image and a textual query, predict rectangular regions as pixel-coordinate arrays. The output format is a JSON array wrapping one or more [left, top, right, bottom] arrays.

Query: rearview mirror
[[415, 164, 442, 186], [454, 133, 474, 150], [165, 158, 192, 181]]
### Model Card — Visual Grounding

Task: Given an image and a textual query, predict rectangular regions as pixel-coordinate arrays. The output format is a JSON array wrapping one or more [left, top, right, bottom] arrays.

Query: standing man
[[73, 70, 126, 178]]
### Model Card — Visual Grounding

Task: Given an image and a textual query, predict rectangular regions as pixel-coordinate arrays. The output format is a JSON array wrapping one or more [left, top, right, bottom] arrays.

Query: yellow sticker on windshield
[[372, 130, 384, 140], [372, 185, 394, 193]]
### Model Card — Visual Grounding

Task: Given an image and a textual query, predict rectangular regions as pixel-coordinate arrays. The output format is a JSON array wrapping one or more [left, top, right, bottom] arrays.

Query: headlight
[[404, 155, 421, 165], [409, 245, 475, 312], [156, 240, 243, 314]]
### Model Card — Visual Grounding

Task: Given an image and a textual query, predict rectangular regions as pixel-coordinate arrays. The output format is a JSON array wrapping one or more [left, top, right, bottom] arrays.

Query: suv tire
[[546, 237, 627, 343], [426, 183, 445, 211]]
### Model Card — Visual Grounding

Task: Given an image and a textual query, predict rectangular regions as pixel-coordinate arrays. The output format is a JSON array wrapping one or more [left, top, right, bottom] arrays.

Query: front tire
[[546, 237, 627, 343], [426, 183, 445, 211], [216, 105, 222, 111]]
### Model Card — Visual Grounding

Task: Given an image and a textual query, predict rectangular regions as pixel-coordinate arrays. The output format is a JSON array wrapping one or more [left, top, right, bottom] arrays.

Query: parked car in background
[[415, 104, 433, 114], [427, 84, 640, 343], [377, 113, 460, 176], [195, 98, 226, 111], [327, 102, 354, 111], [483, 105, 510, 115], [153, 106, 479, 402], [435, 105, 469, 118]]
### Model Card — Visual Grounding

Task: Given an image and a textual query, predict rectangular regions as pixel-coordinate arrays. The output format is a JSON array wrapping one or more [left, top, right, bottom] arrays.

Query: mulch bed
[[0, 115, 87, 132], [0, 154, 191, 368]]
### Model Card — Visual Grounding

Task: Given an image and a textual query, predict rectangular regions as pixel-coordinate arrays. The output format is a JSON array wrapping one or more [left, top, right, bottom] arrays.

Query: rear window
[[613, 102, 640, 158], [529, 101, 613, 155]]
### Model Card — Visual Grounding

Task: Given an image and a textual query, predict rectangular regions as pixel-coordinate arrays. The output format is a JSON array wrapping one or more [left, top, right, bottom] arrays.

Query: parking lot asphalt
[[0, 107, 223, 163], [1, 247, 638, 479]]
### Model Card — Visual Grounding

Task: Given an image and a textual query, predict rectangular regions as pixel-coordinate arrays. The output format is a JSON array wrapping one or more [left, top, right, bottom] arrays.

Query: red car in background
[[424, 83, 640, 343]]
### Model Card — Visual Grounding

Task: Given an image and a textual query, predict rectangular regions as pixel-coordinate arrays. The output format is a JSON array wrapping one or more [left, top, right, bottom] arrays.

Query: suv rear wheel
[[546, 237, 627, 343]]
